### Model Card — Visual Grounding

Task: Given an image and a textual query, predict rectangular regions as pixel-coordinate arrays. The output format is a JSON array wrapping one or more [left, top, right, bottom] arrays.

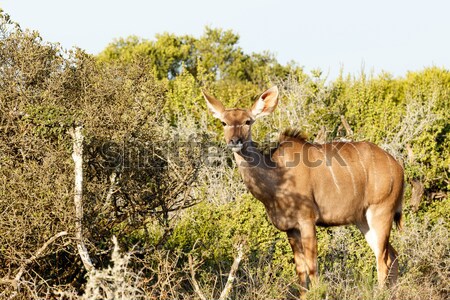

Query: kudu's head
[[202, 86, 279, 152]]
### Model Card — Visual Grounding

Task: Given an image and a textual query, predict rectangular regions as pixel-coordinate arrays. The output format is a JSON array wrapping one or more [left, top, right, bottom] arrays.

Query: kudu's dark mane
[[255, 128, 308, 156], [279, 128, 309, 142]]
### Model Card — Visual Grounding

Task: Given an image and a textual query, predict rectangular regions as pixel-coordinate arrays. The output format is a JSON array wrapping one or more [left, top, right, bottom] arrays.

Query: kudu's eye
[[245, 120, 252, 126], [221, 121, 227, 126]]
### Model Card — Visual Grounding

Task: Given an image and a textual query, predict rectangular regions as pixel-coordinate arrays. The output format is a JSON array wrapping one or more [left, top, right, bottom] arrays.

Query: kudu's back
[[272, 136, 404, 227]]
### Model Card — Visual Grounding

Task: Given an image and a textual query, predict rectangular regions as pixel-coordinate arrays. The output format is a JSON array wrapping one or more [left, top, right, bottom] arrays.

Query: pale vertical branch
[[188, 255, 207, 300], [70, 125, 94, 272], [218, 243, 244, 300], [314, 126, 327, 143], [105, 171, 117, 204], [340, 115, 354, 138], [102, 170, 118, 211], [188, 243, 245, 300]]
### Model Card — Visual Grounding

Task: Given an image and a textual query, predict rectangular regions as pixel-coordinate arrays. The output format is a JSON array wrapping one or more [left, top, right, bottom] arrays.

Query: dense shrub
[[0, 10, 448, 299], [0, 12, 201, 298]]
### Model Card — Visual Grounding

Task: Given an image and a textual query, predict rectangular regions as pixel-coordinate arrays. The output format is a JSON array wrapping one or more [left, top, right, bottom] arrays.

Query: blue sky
[[2, 0, 450, 80]]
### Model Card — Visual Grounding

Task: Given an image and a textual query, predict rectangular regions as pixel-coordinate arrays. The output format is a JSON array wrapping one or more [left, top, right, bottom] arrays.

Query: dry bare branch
[[102, 170, 119, 212], [314, 126, 328, 143], [70, 125, 94, 272], [188, 255, 207, 300], [340, 115, 354, 138], [219, 243, 245, 300], [0, 230, 69, 298], [382, 93, 441, 161], [13, 231, 68, 287], [410, 179, 425, 212]]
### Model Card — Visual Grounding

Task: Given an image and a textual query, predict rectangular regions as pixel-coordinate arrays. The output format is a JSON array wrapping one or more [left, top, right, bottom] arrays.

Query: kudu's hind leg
[[386, 242, 399, 285], [358, 207, 399, 287], [374, 241, 399, 287]]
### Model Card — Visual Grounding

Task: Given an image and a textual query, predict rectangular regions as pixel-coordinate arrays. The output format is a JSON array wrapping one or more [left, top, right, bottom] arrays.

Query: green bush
[[1, 9, 448, 299], [167, 194, 292, 272]]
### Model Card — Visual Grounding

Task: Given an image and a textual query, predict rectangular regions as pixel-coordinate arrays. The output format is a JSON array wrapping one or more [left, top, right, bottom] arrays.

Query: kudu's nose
[[228, 137, 244, 152], [230, 137, 243, 145]]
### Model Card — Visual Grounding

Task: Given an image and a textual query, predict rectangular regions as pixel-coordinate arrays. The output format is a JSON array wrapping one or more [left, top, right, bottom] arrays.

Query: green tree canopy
[[98, 27, 303, 84]]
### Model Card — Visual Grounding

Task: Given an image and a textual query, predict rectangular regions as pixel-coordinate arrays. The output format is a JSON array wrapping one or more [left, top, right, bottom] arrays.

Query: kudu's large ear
[[202, 90, 225, 119], [250, 86, 279, 119]]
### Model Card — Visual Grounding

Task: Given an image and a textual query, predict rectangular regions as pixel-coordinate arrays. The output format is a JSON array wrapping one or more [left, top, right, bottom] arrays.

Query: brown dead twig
[[188, 255, 207, 300], [0, 231, 68, 297], [188, 242, 245, 300]]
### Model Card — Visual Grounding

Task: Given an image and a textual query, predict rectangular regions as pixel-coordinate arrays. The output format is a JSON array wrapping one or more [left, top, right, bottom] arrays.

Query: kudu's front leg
[[287, 223, 318, 295], [287, 229, 308, 291]]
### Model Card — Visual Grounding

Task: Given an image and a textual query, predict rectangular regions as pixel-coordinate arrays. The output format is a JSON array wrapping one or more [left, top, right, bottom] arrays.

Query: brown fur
[[203, 86, 404, 295]]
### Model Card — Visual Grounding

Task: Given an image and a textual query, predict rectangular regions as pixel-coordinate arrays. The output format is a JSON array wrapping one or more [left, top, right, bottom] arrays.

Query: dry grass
[[23, 207, 444, 300]]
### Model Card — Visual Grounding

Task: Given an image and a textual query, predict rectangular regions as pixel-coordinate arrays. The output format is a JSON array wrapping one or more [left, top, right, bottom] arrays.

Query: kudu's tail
[[394, 210, 403, 230], [394, 186, 404, 230]]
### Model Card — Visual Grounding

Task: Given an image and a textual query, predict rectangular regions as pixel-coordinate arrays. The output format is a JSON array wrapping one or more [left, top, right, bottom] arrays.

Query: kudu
[[203, 86, 404, 293]]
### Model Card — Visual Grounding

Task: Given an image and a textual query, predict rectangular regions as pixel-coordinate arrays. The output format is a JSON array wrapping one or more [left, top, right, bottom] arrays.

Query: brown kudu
[[203, 86, 404, 295]]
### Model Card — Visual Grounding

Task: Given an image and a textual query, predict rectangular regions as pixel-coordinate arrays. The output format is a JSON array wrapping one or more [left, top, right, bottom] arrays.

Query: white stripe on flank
[[324, 147, 341, 193], [328, 165, 341, 193], [384, 152, 394, 193], [370, 146, 378, 193], [351, 144, 368, 185], [341, 155, 358, 196]]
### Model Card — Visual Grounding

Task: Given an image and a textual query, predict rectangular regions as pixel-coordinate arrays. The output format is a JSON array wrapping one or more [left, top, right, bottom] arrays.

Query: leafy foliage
[[98, 26, 303, 84], [0, 10, 448, 299]]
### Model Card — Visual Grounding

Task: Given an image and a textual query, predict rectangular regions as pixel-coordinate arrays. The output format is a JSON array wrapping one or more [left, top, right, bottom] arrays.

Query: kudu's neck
[[233, 141, 278, 204]]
